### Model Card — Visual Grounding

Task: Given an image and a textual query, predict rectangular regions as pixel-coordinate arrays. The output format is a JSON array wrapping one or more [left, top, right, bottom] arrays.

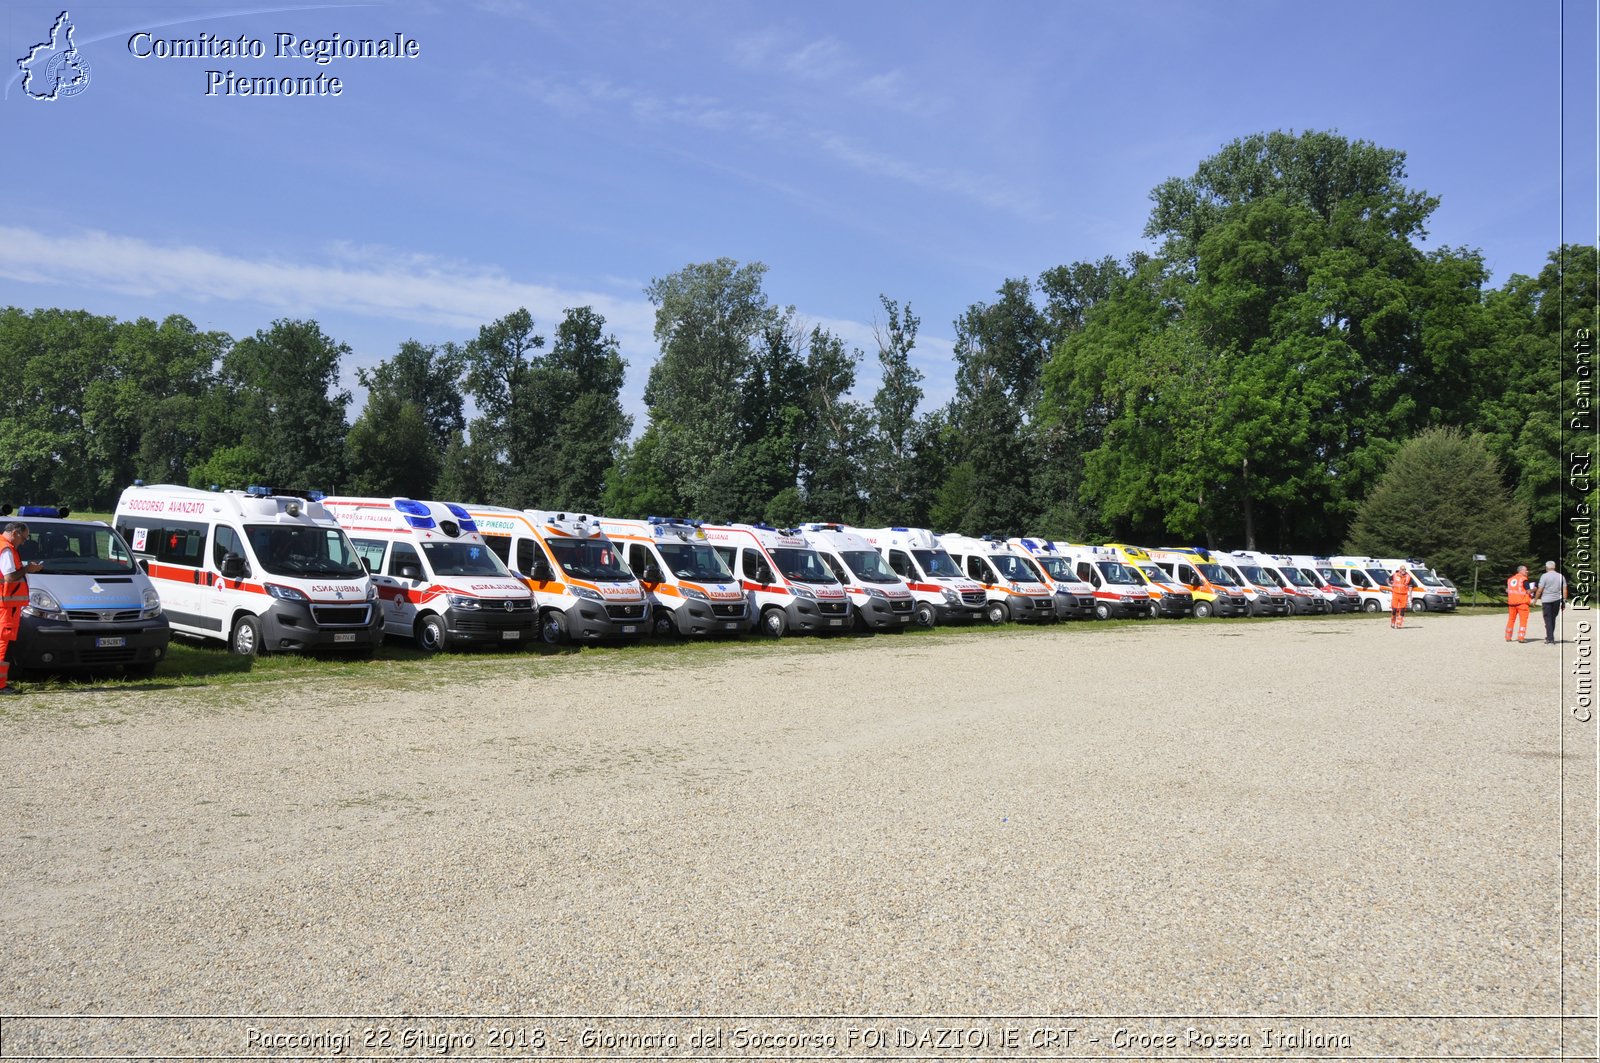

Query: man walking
[[1389, 564, 1411, 629], [1505, 564, 1532, 643], [1537, 561, 1568, 644], [0, 522, 42, 695]]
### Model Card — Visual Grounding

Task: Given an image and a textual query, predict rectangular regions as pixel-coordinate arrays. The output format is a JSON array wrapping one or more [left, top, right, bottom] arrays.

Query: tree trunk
[[1241, 456, 1256, 550]]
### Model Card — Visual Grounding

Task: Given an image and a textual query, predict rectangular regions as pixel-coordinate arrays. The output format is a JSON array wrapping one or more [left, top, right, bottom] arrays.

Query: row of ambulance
[[4, 485, 1459, 671]]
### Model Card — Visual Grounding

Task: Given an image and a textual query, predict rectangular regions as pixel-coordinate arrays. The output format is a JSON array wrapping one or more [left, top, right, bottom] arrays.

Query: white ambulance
[[854, 526, 986, 627], [1377, 556, 1459, 612], [1101, 543, 1197, 618], [699, 523, 851, 636], [799, 523, 916, 632], [1146, 546, 1253, 618], [114, 483, 382, 656], [1231, 550, 1330, 614], [1005, 538, 1098, 619], [462, 506, 648, 645], [596, 516, 750, 637], [936, 534, 1057, 624], [320, 497, 535, 651], [1284, 554, 1363, 613], [1056, 543, 1155, 620], [1215, 551, 1293, 616], [3, 505, 170, 676], [1327, 556, 1395, 612]]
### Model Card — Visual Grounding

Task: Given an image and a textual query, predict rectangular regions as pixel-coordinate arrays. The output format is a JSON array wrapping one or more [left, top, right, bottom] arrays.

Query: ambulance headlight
[[446, 593, 482, 610], [140, 587, 163, 619], [24, 587, 67, 621], [366, 583, 379, 601], [570, 585, 603, 602], [265, 583, 308, 602], [680, 585, 709, 601], [1118, 595, 1133, 603], [863, 587, 888, 600], [941, 588, 960, 604], [789, 584, 817, 600]]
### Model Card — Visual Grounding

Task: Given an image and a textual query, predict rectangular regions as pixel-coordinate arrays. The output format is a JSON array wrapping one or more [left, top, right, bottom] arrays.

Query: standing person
[[1505, 564, 1532, 642], [1537, 561, 1569, 644], [0, 522, 43, 695], [1389, 564, 1411, 629]]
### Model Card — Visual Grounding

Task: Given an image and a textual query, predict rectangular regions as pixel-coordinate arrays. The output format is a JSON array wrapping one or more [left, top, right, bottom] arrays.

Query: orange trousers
[[1506, 603, 1529, 640], [0, 603, 17, 689]]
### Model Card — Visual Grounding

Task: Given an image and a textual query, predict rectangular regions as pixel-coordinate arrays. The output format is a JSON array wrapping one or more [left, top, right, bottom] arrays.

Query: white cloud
[[0, 224, 659, 348]]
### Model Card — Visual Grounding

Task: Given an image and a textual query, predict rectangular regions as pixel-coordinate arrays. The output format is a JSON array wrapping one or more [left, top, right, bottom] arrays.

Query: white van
[[799, 523, 916, 632], [1146, 547, 1253, 618], [321, 496, 536, 651], [3, 505, 170, 676], [1231, 550, 1330, 615], [937, 534, 1057, 624], [1006, 538, 1098, 619], [1327, 556, 1394, 612], [855, 526, 986, 626], [1215, 552, 1292, 617], [1284, 554, 1362, 613], [597, 516, 750, 637], [1055, 544, 1155, 620], [462, 506, 648, 645], [114, 483, 382, 656], [699, 523, 851, 636]]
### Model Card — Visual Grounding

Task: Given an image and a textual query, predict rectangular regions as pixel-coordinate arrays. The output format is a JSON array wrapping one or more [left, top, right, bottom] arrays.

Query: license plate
[[829, 618, 843, 626], [622, 625, 637, 633], [95, 636, 126, 648], [501, 630, 521, 640], [333, 632, 356, 643], [723, 622, 738, 630]]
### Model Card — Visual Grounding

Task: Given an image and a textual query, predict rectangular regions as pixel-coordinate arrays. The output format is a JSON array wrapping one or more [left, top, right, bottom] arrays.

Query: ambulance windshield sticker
[[131, 528, 148, 552], [17, 11, 91, 101]]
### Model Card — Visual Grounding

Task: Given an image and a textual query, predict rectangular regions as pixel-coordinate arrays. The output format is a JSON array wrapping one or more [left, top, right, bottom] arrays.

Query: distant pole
[[1473, 553, 1487, 606]]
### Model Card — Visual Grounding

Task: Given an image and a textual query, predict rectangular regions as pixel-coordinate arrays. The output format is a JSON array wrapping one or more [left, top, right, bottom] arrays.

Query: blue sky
[[2, 1, 1595, 424]]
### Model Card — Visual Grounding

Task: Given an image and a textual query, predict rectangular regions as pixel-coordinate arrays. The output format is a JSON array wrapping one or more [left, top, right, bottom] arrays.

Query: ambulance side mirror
[[530, 556, 553, 582], [360, 557, 373, 572], [220, 554, 246, 580], [642, 563, 662, 583], [137, 558, 151, 574], [397, 563, 423, 581]]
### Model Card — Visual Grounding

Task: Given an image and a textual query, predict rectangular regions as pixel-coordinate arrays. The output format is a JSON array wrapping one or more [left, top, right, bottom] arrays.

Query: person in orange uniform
[[1388, 564, 1411, 628], [0, 522, 43, 695], [1505, 564, 1532, 643]]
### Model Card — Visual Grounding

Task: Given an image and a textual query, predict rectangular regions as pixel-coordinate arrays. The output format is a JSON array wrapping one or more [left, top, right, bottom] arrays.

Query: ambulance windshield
[[422, 540, 510, 577], [547, 538, 632, 581], [1096, 561, 1139, 584], [1138, 564, 1170, 585], [769, 547, 839, 584], [1317, 568, 1352, 587], [912, 549, 962, 578], [657, 543, 732, 582], [1198, 563, 1236, 586], [841, 549, 899, 583], [1236, 565, 1277, 586], [1034, 556, 1076, 582], [1279, 567, 1316, 587], [1413, 570, 1445, 587], [246, 525, 366, 579], [989, 553, 1036, 582], [32, 522, 138, 576]]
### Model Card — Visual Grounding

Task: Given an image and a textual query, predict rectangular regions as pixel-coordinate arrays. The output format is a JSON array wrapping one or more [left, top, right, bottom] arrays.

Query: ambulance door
[[204, 524, 255, 625], [374, 540, 424, 635]]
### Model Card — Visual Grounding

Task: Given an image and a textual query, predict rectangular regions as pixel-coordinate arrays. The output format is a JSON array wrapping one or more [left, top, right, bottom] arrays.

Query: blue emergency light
[[17, 505, 63, 518], [246, 485, 273, 497], [444, 503, 478, 533], [392, 498, 437, 531]]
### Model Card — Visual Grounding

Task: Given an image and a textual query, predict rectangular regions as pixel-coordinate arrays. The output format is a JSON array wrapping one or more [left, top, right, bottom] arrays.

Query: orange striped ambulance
[[596, 516, 750, 637]]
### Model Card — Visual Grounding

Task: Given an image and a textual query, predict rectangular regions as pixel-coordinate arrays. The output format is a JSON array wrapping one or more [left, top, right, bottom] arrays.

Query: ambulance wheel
[[416, 614, 448, 654], [759, 607, 788, 638], [650, 607, 676, 639], [229, 615, 260, 657], [1094, 603, 1111, 621], [1363, 599, 1380, 613], [915, 602, 936, 628], [1410, 599, 1424, 613], [540, 610, 569, 646], [1193, 600, 1212, 619], [984, 600, 1008, 625]]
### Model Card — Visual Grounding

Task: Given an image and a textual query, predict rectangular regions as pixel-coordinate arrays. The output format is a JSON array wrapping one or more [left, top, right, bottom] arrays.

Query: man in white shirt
[[1536, 561, 1568, 645]]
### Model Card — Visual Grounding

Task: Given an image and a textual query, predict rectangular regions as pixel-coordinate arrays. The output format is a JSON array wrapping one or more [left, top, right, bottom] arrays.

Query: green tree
[[344, 392, 436, 497], [461, 308, 545, 504], [1343, 427, 1528, 581], [220, 318, 352, 491], [525, 306, 632, 512], [867, 296, 925, 522]]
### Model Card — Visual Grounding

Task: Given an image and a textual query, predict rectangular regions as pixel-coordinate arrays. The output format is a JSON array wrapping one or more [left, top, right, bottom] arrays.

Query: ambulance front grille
[[312, 605, 371, 627]]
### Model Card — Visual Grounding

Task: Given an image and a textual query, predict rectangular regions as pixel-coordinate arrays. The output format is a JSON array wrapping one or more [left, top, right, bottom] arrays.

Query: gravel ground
[[1, 610, 1594, 1058]]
